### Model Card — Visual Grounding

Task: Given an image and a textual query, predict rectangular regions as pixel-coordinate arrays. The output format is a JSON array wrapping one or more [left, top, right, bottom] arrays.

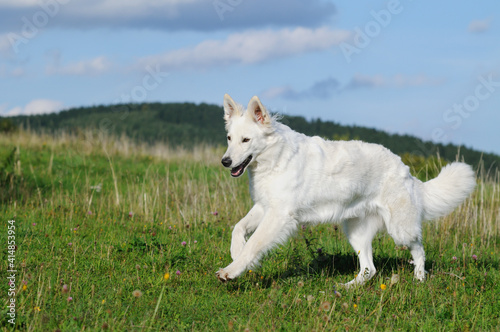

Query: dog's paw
[[216, 268, 233, 283], [414, 270, 428, 282], [341, 280, 363, 289]]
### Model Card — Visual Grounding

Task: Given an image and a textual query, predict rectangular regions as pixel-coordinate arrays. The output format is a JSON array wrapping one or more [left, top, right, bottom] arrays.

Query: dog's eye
[[227, 135, 231, 141], [242, 138, 250, 143]]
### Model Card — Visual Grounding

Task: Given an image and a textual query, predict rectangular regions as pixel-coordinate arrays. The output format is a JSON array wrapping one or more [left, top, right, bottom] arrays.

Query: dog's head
[[221, 94, 273, 177]]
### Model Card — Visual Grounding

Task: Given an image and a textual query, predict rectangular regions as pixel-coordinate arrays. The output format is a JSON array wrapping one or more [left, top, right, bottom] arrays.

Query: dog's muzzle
[[221, 155, 252, 178]]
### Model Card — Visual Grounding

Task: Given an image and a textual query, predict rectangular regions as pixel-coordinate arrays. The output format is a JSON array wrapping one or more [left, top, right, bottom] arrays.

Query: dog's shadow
[[224, 249, 496, 291], [255, 252, 426, 289]]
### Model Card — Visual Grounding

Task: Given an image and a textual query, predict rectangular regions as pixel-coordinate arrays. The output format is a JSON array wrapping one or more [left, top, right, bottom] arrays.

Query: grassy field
[[1, 131, 499, 331]]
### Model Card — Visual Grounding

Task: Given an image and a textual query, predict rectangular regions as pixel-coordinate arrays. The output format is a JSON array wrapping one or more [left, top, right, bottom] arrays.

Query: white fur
[[216, 94, 476, 287]]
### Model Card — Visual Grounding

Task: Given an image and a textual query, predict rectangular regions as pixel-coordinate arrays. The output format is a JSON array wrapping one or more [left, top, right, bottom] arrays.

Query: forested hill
[[2, 102, 499, 170]]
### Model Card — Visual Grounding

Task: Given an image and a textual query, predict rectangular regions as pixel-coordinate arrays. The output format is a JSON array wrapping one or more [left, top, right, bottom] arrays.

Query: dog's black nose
[[221, 157, 232, 167]]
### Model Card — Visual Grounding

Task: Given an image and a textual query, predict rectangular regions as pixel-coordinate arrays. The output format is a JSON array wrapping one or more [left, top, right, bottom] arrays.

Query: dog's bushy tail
[[422, 162, 476, 220]]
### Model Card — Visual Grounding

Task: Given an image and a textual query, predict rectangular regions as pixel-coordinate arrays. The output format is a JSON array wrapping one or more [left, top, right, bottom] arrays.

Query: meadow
[[1, 131, 499, 331]]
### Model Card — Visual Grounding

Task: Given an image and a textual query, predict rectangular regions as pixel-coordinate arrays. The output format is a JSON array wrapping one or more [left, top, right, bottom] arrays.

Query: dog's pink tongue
[[231, 168, 241, 176], [231, 165, 243, 177]]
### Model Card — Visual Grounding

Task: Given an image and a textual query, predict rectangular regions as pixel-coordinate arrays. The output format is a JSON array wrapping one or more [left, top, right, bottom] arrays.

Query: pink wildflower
[[62, 284, 69, 293]]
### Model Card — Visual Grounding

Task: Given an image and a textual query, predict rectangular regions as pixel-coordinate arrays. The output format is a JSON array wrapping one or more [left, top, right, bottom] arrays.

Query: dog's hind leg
[[342, 215, 384, 288], [409, 240, 426, 281], [383, 195, 426, 282], [230, 204, 264, 260]]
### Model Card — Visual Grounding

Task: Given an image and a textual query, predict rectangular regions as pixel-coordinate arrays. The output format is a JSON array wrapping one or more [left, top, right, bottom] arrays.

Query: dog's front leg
[[217, 211, 296, 282], [230, 204, 264, 260]]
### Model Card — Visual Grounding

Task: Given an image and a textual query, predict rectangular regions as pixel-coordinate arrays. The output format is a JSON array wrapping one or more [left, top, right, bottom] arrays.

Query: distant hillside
[[2, 102, 499, 170]]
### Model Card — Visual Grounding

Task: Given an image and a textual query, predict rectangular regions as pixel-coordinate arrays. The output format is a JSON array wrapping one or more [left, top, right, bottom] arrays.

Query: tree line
[[2, 102, 498, 170]]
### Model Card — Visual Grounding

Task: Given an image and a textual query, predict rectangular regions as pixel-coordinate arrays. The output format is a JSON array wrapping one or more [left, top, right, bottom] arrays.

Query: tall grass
[[1, 130, 499, 331]]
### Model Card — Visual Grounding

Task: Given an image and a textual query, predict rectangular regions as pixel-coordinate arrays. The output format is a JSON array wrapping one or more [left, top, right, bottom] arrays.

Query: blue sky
[[0, 0, 499, 155]]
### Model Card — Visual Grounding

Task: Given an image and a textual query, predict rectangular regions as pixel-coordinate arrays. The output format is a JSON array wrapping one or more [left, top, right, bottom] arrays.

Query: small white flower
[[90, 184, 102, 192], [390, 274, 400, 285]]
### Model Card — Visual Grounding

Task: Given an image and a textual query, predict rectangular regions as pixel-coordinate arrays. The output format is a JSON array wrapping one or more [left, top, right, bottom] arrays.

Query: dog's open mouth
[[231, 155, 252, 177]]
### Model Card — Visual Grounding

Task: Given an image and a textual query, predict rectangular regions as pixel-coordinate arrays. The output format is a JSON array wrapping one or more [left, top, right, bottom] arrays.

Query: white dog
[[216, 94, 476, 287]]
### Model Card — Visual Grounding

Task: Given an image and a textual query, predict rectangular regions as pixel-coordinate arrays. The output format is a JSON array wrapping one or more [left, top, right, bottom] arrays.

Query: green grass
[[1, 131, 499, 331]]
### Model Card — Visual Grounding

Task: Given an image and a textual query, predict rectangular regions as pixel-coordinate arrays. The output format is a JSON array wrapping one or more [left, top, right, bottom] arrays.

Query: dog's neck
[[250, 123, 299, 175]]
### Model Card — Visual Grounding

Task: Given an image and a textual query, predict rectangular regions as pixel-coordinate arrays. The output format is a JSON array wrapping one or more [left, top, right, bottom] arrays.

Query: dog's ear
[[247, 96, 271, 126], [223, 94, 241, 122]]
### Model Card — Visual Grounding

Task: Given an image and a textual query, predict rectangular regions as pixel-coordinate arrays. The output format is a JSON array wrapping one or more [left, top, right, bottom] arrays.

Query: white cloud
[[0, 33, 13, 58], [0, 34, 9, 49], [10, 67, 25, 77], [71, 0, 197, 20], [0, 0, 336, 32], [262, 77, 341, 100], [0, 64, 25, 77], [4, 99, 64, 116], [264, 74, 445, 100], [346, 74, 445, 89], [261, 86, 296, 100], [468, 19, 491, 33], [46, 56, 112, 76], [346, 74, 385, 89], [139, 27, 351, 70], [0, 0, 40, 7]]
